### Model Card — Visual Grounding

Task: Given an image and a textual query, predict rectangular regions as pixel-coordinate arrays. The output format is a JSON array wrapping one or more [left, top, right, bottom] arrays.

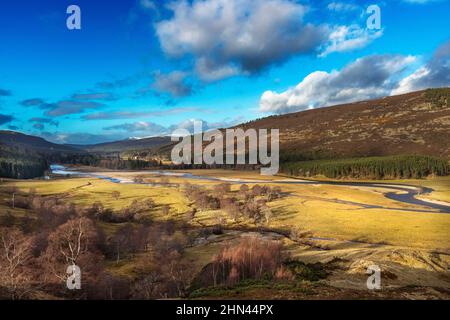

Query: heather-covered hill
[[238, 88, 450, 161], [75, 136, 172, 153]]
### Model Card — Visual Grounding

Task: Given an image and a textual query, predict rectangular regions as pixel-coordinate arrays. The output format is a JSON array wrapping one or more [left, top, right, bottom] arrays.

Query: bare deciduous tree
[[210, 236, 285, 286], [220, 198, 241, 222], [0, 228, 32, 299], [260, 204, 272, 225], [42, 217, 102, 283], [111, 224, 134, 263], [162, 250, 191, 297]]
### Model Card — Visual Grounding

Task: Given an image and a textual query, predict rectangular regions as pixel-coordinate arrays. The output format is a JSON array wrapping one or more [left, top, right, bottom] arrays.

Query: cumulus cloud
[[168, 118, 207, 134], [259, 54, 416, 114], [320, 25, 382, 57], [0, 114, 14, 125], [195, 59, 240, 82], [168, 117, 243, 134], [152, 71, 192, 97], [392, 40, 450, 95], [155, 0, 326, 81]]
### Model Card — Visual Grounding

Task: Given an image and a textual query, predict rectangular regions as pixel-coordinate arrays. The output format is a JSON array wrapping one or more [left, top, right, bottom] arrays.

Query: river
[[50, 164, 450, 214]]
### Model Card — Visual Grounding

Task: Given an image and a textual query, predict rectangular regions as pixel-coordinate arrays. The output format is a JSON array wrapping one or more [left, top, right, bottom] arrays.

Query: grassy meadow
[[1, 170, 449, 299], [2, 172, 449, 249]]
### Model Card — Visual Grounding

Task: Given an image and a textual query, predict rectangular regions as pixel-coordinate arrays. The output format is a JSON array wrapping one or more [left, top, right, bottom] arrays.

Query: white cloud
[[152, 70, 192, 97], [168, 117, 243, 134], [320, 25, 383, 57], [391, 67, 430, 95], [195, 58, 240, 82], [393, 40, 450, 94], [155, 0, 326, 81], [260, 54, 416, 114], [99, 117, 244, 139]]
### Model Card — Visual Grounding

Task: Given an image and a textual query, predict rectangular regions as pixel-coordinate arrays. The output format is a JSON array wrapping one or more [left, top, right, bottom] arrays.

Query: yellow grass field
[[1, 169, 449, 298], [2, 171, 449, 251]]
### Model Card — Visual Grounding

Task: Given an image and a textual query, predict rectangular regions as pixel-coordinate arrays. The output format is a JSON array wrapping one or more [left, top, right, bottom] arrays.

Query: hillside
[[0, 131, 88, 179], [238, 88, 450, 161], [0, 142, 48, 179], [122, 88, 450, 163], [75, 136, 172, 153], [0, 130, 80, 153]]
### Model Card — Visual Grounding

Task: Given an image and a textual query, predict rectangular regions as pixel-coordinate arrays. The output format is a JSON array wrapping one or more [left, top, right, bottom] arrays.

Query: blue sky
[[0, 0, 449, 144]]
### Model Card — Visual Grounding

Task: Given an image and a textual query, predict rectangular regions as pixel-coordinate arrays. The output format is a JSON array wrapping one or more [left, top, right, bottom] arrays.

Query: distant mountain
[[0, 130, 173, 159], [74, 136, 173, 153], [0, 130, 80, 154], [235, 88, 450, 161]]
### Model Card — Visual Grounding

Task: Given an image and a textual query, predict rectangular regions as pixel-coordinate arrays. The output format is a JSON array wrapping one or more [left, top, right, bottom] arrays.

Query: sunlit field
[[1, 169, 449, 299], [3, 172, 449, 249]]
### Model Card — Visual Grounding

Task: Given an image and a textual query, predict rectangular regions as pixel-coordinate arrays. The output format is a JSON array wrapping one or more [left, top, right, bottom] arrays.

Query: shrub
[[207, 236, 285, 286]]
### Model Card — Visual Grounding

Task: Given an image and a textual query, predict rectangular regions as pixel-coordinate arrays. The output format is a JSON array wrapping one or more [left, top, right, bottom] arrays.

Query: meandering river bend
[[50, 164, 450, 214]]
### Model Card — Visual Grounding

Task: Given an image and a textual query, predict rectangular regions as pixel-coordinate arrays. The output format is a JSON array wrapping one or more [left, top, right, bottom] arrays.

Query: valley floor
[[1, 168, 449, 299]]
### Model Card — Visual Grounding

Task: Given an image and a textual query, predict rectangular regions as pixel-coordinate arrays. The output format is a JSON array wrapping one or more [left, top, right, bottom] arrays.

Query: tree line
[[0, 144, 49, 179], [0, 157, 48, 180], [280, 155, 450, 179]]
